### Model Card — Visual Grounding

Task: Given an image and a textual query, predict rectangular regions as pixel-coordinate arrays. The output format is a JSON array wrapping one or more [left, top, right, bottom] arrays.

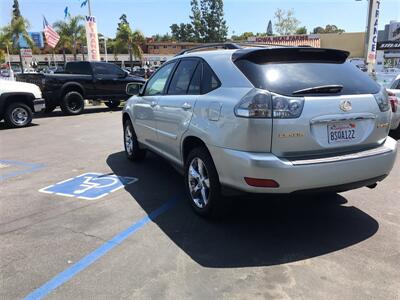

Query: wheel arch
[[0, 92, 35, 116], [60, 82, 85, 98], [181, 135, 210, 164]]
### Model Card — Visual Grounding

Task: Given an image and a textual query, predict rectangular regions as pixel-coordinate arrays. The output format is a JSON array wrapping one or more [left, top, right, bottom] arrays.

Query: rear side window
[[201, 62, 220, 94], [66, 62, 92, 75], [93, 63, 125, 76], [187, 63, 202, 95], [234, 60, 380, 96], [168, 59, 198, 95]]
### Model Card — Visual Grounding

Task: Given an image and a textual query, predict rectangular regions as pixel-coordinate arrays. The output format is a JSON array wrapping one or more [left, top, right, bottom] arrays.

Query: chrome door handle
[[150, 101, 157, 107], [181, 102, 192, 110]]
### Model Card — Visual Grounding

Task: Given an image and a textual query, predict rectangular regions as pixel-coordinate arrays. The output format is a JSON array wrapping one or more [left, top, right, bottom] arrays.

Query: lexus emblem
[[340, 100, 352, 112]]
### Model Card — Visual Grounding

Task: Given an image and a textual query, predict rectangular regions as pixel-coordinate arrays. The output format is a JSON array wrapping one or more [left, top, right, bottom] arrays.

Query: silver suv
[[122, 45, 397, 217]]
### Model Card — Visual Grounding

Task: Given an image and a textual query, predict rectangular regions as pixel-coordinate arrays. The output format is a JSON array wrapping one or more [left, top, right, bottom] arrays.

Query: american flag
[[43, 17, 60, 48]]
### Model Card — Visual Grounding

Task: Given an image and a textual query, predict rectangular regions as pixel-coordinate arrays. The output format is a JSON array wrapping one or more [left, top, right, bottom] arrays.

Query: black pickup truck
[[17, 61, 145, 115]]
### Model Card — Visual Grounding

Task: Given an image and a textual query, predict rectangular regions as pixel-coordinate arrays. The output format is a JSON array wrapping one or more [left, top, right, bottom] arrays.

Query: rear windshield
[[234, 60, 380, 96]]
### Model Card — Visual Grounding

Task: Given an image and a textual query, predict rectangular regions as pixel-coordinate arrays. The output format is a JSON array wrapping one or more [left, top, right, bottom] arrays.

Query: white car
[[387, 74, 400, 132], [0, 79, 45, 128]]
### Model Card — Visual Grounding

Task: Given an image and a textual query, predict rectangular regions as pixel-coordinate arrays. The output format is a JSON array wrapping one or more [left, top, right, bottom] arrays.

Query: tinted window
[[93, 63, 125, 76], [144, 62, 176, 96], [391, 79, 400, 89], [168, 60, 198, 95], [187, 63, 202, 95], [234, 60, 380, 96], [201, 62, 220, 94], [66, 62, 92, 75]]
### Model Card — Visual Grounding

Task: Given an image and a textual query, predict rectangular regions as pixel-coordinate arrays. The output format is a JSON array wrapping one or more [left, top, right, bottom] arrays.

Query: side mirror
[[126, 82, 143, 96]]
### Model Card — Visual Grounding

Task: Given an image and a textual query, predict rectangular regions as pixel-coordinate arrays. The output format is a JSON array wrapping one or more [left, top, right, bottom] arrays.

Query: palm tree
[[4, 17, 34, 73], [54, 16, 85, 61], [114, 23, 144, 72]]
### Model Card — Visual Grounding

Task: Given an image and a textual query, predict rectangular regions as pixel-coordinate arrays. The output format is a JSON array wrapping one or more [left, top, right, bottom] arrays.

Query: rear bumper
[[208, 137, 397, 194], [33, 98, 46, 112]]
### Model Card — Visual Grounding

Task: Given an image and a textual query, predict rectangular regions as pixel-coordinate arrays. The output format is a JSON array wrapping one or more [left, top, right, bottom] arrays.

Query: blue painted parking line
[[39, 173, 138, 200], [0, 159, 44, 181], [23, 196, 180, 300]]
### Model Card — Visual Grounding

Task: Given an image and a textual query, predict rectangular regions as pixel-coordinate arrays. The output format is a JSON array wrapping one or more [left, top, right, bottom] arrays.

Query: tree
[[267, 20, 273, 36], [274, 8, 300, 36], [200, 0, 228, 42], [231, 32, 254, 41], [114, 15, 145, 72], [170, 0, 228, 43], [312, 24, 345, 34], [190, 0, 203, 41], [170, 23, 195, 42], [53, 15, 85, 61], [3, 16, 34, 72], [295, 26, 307, 34], [12, 0, 21, 18]]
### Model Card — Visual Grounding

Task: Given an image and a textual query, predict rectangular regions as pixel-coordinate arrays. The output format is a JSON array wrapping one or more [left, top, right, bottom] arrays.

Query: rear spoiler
[[232, 47, 350, 64]]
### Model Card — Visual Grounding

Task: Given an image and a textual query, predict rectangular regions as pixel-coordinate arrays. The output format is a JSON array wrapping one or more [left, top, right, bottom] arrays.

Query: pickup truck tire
[[60, 91, 85, 115], [4, 102, 33, 128], [185, 147, 224, 218], [124, 120, 147, 161], [105, 100, 121, 109]]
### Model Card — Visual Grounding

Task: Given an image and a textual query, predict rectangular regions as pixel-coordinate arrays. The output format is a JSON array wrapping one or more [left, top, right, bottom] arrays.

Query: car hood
[[0, 79, 42, 98]]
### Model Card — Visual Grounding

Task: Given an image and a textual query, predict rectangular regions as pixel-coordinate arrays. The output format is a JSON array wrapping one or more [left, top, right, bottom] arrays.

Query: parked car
[[16, 61, 145, 115], [122, 44, 397, 217], [387, 74, 400, 133], [0, 79, 45, 128]]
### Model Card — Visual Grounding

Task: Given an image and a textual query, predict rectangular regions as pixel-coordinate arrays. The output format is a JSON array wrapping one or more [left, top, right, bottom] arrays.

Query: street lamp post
[[99, 36, 108, 62]]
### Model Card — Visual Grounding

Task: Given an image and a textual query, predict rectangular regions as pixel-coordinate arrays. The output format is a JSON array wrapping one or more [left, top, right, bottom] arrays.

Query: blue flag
[[64, 6, 69, 19], [81, 0, 88, 8]]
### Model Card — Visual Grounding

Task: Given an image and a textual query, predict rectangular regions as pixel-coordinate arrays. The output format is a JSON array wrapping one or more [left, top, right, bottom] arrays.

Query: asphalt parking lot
[[0, 106, 399, 300]]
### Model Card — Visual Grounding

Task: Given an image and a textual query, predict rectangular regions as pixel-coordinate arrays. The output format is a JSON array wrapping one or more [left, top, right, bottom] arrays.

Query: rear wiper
[[292, 85, 343, 95]]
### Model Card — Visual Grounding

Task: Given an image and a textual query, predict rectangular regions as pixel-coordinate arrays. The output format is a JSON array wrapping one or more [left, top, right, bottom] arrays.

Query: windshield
[[234, 60, 380, 96]]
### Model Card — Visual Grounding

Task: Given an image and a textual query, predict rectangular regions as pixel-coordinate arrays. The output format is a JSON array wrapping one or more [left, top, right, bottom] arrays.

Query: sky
[[0, 0, 399, 38]]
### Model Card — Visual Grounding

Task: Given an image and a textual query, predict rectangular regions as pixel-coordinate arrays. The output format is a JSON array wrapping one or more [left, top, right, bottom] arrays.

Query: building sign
[[377, 41, 400, 50], [85, 16, 100, 61], [248, 35, 321, 47], [367, 0, 381, 64]]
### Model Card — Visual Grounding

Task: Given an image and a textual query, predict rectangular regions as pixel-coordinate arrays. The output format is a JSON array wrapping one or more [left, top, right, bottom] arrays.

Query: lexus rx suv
[[122, 45, 397, 217]]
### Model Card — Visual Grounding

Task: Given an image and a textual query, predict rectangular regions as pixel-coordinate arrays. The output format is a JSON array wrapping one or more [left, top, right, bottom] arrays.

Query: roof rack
[[175, 41, 300, 57], [175, 43, 242, 56]]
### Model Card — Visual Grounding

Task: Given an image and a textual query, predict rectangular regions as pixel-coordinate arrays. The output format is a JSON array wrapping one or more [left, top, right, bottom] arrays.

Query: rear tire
[[4, 102, 33, 128], [105, 100, 121, 109], [184, 146, 224, 218], [124, 119, 147, 161], [60, 91, 85, 115]]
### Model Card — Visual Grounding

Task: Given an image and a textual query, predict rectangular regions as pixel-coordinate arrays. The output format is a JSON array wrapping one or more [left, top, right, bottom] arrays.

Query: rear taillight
[[388, 91, 398, 113], [374, 87, 390, 112], [234, 89, 304, 119]]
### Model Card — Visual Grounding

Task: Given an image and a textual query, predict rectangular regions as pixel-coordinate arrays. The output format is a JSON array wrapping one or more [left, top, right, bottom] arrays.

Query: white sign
[[85, 16, 100, 61], [367, 0, 381, 64], [20, 48, 32, 59]]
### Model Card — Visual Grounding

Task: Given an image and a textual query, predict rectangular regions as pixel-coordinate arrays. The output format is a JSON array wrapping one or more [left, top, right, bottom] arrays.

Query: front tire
[[105, 100, 121, 109], [184, 147, 223, 218], [124, 119, 147, 161], [60, 91, 85, 115], [4, 102, 33, 128]]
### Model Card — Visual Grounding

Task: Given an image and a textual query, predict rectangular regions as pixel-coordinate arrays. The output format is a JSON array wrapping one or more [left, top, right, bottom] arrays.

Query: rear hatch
[[233, 47, 390, 158]]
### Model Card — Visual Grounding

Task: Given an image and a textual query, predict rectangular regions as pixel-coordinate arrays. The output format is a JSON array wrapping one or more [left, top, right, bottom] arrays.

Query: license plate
[[327, 123, 357, 144]]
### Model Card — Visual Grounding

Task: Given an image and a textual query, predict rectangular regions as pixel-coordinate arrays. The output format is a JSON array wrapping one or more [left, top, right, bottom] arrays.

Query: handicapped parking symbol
[[39, 173, 138, 200]]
